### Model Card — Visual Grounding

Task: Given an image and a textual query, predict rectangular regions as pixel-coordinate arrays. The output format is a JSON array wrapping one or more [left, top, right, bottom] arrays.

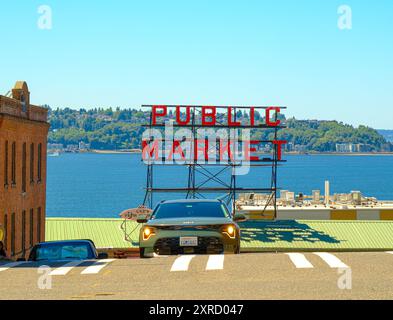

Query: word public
[[150, 105, 282, 127]]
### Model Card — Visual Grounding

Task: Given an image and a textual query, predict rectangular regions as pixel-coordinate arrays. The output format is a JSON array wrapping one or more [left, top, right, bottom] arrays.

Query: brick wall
[[0, 81, 49, 260]]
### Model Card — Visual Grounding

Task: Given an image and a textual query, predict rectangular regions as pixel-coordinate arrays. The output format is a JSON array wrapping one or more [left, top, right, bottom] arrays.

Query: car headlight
[[222, 225, 237, 239], [142, 226, 155, 241]]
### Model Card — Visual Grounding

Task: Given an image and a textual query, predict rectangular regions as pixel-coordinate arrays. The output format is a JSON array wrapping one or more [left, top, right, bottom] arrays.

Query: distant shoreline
[[285, 152, 393, 156], [91, 149, 141, 154], [87, 150, 393, 156]]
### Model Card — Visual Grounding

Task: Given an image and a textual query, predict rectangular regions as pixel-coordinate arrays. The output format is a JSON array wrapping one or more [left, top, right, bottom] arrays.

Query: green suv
[[138, 199, 243, 258]]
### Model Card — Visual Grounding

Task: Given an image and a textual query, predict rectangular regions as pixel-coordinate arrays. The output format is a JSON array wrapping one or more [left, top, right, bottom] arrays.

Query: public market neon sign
[[142, 105, 286, 172]]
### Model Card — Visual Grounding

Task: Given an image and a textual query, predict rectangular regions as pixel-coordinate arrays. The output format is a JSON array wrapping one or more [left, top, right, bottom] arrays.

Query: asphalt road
[[1, 251, 393, 300]]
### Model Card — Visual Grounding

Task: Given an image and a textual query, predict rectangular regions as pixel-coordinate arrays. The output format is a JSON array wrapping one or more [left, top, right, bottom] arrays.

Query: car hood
[[146, 217, 234, 227]]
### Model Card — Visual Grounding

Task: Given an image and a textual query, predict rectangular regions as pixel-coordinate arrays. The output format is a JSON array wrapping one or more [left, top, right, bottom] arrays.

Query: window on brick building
[[4, 214, 8, 252], [37, 207, 42, 243], [30, 143, 34, 183], [11, 142, 16, 185], [22, 143, 26, 193], [22, 210, 26, 256], [20, 94, 27, 113], [11, 212, 15, 257], [4, 141, 8, 187], [30, 209, 34, 247], [37, 143, 42, 182]]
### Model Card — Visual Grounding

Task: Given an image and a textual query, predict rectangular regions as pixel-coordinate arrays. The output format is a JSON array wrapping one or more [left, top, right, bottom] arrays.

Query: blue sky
[[0, 0, 392, 128]]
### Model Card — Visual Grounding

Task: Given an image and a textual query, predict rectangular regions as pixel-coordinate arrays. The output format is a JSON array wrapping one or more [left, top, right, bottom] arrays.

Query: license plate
[[180, 237, 198, 246]]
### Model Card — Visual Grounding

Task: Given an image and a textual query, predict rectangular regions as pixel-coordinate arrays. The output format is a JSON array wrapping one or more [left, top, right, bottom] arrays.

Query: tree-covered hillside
[[378, 130, 393, 143], [46, 107, 392, 152], [48, 107, 147, 150], [277, 119, 390, 152]]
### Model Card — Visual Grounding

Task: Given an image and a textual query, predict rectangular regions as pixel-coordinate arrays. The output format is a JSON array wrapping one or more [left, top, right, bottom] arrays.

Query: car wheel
[[234, 244, 240, 254]]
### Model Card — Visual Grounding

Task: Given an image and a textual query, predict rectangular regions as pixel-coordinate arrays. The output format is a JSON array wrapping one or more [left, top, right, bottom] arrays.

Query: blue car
[[28, 239, 108, 262]]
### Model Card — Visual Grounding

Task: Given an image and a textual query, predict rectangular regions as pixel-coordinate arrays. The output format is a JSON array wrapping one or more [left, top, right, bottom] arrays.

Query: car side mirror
[[98, 252, 108, 259], [233, 213, 247, 222]]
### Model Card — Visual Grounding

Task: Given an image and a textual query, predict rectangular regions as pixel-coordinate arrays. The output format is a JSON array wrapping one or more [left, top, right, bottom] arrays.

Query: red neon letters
[[145, 105, 286, 163], [151, 105, 282, 127], [142, 139, 286, 162]]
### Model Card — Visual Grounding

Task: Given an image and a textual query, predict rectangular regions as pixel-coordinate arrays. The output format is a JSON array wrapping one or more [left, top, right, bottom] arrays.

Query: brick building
[[0, 81, 49, 260]]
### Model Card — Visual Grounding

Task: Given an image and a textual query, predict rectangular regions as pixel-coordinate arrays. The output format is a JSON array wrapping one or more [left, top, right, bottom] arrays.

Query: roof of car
[[160, 199, 222, 204], [36, 239, 95, 246]]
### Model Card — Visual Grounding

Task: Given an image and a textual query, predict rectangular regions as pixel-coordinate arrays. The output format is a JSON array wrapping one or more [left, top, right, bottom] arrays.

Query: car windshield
[[152, 202, 230, 219], [35, 243, 91, 261]]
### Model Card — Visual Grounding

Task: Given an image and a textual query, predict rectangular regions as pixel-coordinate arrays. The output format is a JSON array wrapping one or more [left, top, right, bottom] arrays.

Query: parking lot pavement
[[1, 252, 393, 299]]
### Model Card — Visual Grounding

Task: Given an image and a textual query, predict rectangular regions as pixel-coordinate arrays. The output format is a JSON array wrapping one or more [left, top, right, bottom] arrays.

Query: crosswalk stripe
[[153, 253, 169, 258], [285, 253, 314, 268], [313, 252, 349, 268], [170, 255, 195, 272], [206, 255, 225, 270], [49, 260, 86, 276], [0, 261, 28, 272], [80, 259, 115, 274], [386, 251, 393, 255]]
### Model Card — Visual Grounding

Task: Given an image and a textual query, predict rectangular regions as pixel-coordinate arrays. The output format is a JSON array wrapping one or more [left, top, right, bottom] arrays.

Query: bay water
[[47, 153, 393, 218]]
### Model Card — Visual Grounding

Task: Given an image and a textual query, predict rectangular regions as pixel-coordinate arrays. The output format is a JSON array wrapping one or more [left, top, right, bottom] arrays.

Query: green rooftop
[[45, 218, 393, 252], [239, 220, 393, 251], [45, 218, 139, 249]]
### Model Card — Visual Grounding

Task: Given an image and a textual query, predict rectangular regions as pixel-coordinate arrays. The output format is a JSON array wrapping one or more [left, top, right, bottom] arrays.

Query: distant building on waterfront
[[47, 143, 64, 152], [78, 141, 90, 151], [294, 144, 307, 153], [0, 81, 49, 260], [336, 143, 373, 153], [286, 142, 294, 152], [47, 141, 91, 153], [65, 144, 78, 152], [336, 143, 351, 152]]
